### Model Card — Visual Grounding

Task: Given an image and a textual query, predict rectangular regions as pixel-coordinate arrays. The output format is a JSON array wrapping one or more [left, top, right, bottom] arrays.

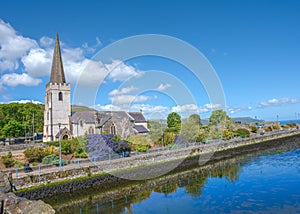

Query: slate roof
[[96, 112, 113, 126], [133, 125, 149, 133], [49, 33, 66, 84], [71, 111, 96, 123], [128, 112, 147, 123]]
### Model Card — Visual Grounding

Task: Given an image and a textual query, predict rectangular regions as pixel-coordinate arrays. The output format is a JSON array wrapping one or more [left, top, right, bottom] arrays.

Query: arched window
[[58, 92, 63, 101], [110, 124, 116, 135], [89, 126, 94, 134]]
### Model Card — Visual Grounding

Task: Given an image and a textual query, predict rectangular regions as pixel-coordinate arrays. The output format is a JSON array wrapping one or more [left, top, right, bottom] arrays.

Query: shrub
[[42, 154, 59, 164], [264, 126, 272, 132], [250, 126, 257, 133], [51, 159, 67, 166], [24, 147, 45, 163], [272, 124, 280, 130], [7, 151, 12, 158], [222, 129, 234, 140], [196, 129, 207, 142], [74, 151, 88, 158], [31, 162, 38, 166], [127, 135, 150, 152], [135, 143, 150, 152], [61, 141, 72, 154], [163, 132, 176, 146], [14, 160, 24, 168], [1, 155, 14, 168], [43, 146, 58, 157], [235, 128, 250, 138]]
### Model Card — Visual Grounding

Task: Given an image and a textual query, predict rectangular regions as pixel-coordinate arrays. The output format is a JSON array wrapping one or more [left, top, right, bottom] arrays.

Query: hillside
[[0, 103, 44, 138], [71, 105, 95, 112]]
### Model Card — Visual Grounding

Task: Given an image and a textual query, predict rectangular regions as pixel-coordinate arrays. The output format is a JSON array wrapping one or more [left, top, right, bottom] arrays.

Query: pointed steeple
[[49, 33, 66, 84]]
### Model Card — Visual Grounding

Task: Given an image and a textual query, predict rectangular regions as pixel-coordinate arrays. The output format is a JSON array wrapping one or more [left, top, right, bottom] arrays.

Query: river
[[47, 146, 300, 214]]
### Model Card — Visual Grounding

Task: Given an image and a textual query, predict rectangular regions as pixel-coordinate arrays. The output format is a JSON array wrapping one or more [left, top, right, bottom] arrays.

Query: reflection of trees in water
[[154, 182, 178, 196], [223, 163, 241, 182], [184, 176, 207, 198], [56, 156, 248, 214], [86, 190, 151, 214], [131, 190, 152, 203], [184, 159, 242, 198]]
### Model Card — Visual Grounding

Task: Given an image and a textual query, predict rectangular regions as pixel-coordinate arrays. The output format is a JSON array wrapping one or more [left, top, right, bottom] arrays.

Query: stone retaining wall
[[15, 133, 300, 200]]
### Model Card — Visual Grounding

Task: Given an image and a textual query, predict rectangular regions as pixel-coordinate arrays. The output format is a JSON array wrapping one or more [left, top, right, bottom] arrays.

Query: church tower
[[43, 33, 71, 142]]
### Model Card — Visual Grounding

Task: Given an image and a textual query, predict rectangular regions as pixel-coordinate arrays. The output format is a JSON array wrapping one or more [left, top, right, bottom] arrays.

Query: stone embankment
[[0, 171, 55, 213], [14, 130, 300, 200]]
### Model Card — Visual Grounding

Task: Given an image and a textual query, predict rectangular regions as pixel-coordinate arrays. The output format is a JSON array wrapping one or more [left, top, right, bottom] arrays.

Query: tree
[[148, 120, 166, 146], [209, 110, 230, 126], [181, 114, 201, 142], [167, 112, 181, 133], [1, 120, 23, 138], [189, 114, 201, 125], [208, 110, 235, 139], [0, 103, 44, 137]]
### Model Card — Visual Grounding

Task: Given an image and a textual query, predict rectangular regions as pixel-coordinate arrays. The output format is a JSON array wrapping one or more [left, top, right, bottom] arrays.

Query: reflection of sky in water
[[59, 148, 300, 213], [131, 149, 300, 214]]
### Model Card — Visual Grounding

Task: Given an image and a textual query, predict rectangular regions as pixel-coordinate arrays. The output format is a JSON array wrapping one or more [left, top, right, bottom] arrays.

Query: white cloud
[[106, 60, 141, 82], [109, 86, 137, 96], [110, 94, 151, 105], [172, 104, 199, 113], [171, 103, 223, 114], [0, 73, 42, 87], [259, 98, 299, 107], [9, 100, 42, 104], [94, 103, 171, 118], [228, 106, 252, 114], [82, 36, 102, 53], [93, 104, 122, 111], [1, 19, 141, 89], [21, 48, 52, 77], [156, 83, 171, 91], [39, 36, 54, 48], [0, 19, 37, 72]]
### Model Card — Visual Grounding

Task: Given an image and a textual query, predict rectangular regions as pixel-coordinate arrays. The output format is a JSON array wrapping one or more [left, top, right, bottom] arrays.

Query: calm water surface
[[52, 148, 300, 214]]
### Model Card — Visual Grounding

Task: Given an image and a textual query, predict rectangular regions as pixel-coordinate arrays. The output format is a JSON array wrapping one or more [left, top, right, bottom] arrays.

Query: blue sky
[[0, 0, 299, 121]]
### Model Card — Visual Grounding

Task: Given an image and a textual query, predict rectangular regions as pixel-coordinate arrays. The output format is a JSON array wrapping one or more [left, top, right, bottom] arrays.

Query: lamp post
[[58, 123, 62, 170], [160, 120, 164, 150]]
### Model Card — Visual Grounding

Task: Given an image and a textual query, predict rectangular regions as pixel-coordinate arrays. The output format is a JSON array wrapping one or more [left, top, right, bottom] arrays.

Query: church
[[43, 33, 148, 142]]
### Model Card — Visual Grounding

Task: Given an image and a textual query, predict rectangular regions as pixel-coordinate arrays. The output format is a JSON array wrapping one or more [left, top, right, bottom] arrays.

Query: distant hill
[[201, 117, 263, 125], [71, 105, 95, 112], [232, 117, 264, 124]]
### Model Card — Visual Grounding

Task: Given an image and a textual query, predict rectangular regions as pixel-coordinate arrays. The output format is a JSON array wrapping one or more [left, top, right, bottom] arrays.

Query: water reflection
[[51, 147, 300, 214]]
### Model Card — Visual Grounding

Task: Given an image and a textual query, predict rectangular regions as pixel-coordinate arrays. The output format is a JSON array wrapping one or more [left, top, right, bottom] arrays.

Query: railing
[[6, 128, 300, 179]]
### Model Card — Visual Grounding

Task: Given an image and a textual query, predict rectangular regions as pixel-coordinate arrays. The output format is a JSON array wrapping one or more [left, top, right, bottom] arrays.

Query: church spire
[[49, 32, 66, 84]]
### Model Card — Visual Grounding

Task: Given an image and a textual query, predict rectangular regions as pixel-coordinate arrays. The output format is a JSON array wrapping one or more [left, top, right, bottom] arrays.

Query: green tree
[[208, 110, 235, 139], [167, 112, 181, 133], [189, 114, 201, 125], [148, 120, 166, 146], [0, 103, 44, 137], [181, 114, 201, 142], [209, 110, 230, 126], [1, 120, 23, 137]]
